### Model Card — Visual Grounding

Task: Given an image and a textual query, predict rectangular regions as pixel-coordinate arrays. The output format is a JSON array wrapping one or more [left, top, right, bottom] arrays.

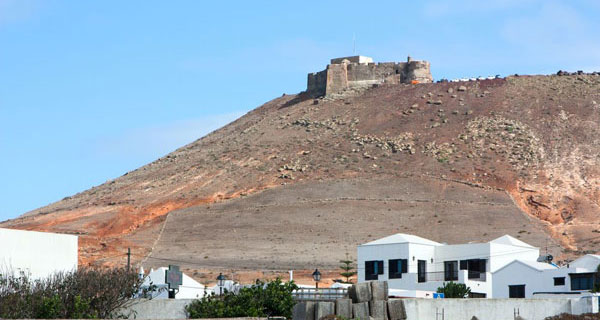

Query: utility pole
[[127, 248, 131, 271], [352, 33, 356, 55]]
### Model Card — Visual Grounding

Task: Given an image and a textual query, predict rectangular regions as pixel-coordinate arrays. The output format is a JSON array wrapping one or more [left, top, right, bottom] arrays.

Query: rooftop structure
[[307, 55, 432, 97]]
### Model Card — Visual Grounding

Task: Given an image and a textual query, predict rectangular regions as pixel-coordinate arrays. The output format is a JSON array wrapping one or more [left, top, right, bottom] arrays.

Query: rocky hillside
[[3, 73, 600, 282]]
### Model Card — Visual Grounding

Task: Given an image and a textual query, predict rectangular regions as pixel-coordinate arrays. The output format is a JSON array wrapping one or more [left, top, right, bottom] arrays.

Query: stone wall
[[307, 70, 327, 97], [306, 57, 432, 98], [292, 282, 599, 320]]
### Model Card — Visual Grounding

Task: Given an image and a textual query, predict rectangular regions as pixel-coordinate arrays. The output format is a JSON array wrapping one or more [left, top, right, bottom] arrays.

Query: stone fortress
[[307, 55, 432, 97]]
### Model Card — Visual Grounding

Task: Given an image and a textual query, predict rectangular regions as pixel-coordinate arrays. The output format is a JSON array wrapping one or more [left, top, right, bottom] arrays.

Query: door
[[417, 260, 426, 283]]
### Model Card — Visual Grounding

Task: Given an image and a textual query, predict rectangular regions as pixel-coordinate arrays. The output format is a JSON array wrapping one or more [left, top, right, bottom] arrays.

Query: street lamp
[[312, 269, 322, 289], [217, 273, 226, 295]]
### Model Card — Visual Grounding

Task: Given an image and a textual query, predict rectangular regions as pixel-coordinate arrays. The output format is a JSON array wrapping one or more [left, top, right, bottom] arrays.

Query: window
[[465, 259, 487, 280], [365, 260, 384, 281], [570, 273, 594, 290], [417, 260, 426, 283], [469, 292, 487, 298], [554, 277, 565, 286], [389, 259, 408, 279], [509, 285, 525, 298], [444, 261, 458, 281]]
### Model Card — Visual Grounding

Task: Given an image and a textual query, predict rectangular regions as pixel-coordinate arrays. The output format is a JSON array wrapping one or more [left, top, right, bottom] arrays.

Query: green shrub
[[436, 282, 471, 298], [0, 267, 142, 319], [186, 278, 298, 318]]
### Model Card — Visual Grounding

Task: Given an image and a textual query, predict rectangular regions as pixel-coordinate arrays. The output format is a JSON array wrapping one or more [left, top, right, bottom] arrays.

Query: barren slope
[[3, 74, 600, 279]]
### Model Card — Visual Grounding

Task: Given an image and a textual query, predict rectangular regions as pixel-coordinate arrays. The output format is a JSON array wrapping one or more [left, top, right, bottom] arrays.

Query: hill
[[3, 73, 600, 284]]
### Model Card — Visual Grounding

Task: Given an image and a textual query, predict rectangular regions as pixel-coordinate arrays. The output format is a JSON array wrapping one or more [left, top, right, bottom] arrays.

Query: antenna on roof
[[353, 33, 356, 55]]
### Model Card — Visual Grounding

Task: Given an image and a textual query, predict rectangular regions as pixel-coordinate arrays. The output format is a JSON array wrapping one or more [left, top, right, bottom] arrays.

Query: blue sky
[[1, 0, 599, 220]]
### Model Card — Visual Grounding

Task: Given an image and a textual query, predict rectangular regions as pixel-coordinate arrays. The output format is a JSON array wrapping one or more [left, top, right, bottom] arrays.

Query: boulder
[[349, 282, 372, 303], [335, 298, 352, 319], [387, 299, 407, 320], [315, 301, 335, 320], [458, 85, 467, 91], [371, 281, 388, 301], [370, 300, 388, 320], [352, 302, 369, 320], [293, 301, 316, 320]]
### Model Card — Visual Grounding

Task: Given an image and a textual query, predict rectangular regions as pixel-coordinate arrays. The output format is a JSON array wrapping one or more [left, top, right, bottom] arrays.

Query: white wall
[[402, 298, 593, 320], [0, 228, 77, 279], [434, 243, 490, 272], [357, 242, 410, 282], [489, 243, 539, 272]]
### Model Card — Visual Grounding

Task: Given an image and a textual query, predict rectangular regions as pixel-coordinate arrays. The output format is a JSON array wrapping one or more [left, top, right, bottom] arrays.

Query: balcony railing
[[467, 271, 487, 282], [422, 271, 459, 282], [292, 288, 348, 301]]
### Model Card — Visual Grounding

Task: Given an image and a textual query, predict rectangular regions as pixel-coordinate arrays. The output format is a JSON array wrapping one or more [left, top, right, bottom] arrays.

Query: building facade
[[0, 228, 78, 279], [357, 233, 600, 298]]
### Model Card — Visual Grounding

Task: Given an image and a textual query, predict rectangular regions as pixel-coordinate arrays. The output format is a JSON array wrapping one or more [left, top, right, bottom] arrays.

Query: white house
[[357, 233, 600, 298], [494, 254, 600, 298], [140, 267, 212, 299], [0, 228, 78, 279]]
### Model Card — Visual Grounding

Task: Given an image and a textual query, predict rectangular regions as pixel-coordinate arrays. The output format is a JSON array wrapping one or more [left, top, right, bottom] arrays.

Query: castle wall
[[306, 57, 432, 97], [307, 70, 327, 97]]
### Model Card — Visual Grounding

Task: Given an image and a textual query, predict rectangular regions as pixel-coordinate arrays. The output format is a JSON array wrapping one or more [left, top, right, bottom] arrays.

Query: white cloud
[[90, 111, 244, 160]]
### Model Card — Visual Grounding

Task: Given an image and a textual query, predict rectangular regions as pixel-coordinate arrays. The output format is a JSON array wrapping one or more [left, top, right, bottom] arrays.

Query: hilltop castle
[[307, 55, 432, 97]]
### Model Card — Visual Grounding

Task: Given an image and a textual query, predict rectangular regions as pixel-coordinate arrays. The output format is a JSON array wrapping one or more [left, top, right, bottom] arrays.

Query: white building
[[0, 228, 78, 279], [140, 267, 212, 299], [357, 233, 600, 298], [494, 254, 600, 298]]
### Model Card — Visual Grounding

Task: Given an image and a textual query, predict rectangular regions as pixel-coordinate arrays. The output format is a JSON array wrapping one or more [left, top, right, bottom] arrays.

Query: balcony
[[421, 271, 459, 282], [467, 270, 486, 282]]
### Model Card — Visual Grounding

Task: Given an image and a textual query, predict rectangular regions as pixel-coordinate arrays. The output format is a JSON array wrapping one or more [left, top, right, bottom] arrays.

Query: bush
[[0, 267, 144, 319], [186, 278, 298, 318], [436, 282, 471, 298]]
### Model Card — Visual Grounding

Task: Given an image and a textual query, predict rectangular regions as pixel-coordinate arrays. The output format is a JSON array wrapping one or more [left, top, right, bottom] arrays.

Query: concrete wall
[[124, 296, 599, 320], [125, 299, 193, 319], [0, 228, 78, 279], [402, 297, 596, 320], [126, 299, 270, 319]]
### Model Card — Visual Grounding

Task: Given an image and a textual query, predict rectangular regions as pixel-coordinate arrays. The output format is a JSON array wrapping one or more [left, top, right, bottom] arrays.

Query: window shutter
[[366, 261, 374, 275]]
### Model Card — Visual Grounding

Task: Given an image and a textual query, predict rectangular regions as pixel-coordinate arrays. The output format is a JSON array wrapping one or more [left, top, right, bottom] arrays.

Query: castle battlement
[[307, 55, 432, 97]]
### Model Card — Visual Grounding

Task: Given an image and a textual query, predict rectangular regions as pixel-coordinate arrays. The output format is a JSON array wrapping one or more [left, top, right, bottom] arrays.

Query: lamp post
[[312, 268, 321, 289], [217, 273, 226, 295]]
